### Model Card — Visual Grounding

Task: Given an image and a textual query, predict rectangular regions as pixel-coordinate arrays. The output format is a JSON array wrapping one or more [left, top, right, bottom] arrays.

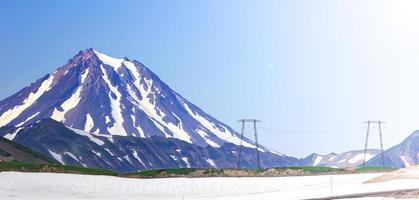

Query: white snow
[[181, 157, 191, 168], [132, 150, 146, 168], [0, 74, 54, 127], [180, 98, 255, 148], [51, 68, 90, 122], [123, 155, 133, 164], [135, 78, 192, 142], [313, 155, 323, 166], [205, 158, 217, 168], [68, 127, 105, 146], [104, 148, 114, 156], [80, 68, 90, 83], [94, 50, 124, 71], [16, 112, 40, 127], [100, 65, 127, 136], [349, 153, 374, 164], [196, 129, 220, 148], [92, 150, 102, 158], [2, 172, 419, 199], [400, 156, 411, 167], [170, 155, 178, 161], [48, 150, 64, 164], [105, 116, 111, 124], [3, 127, 23, 140], [84, 113, 95, 132], [64, 152, 80, 162], [123, 60, 141, 80], [130, 114, 145, 137]]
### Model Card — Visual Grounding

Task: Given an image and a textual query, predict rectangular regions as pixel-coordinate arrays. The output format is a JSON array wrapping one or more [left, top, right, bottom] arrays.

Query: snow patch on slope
[[205, 158, 217, 168], [0, 74, 54, 127], [181, 157, 191, 168], [51, 68, 90, 122], [313, 155, 323, 166], [401, 156, 411, 167], [84, 113, 94, 132], [48, 150, 64, 164], [3, 128, 23, 140], [94, 50, 123, 71], [100, 65, 127, 136], [68, 127, 105, 146], [349, 153, 373, 164], [16, 112, 40, 127], [132, 150, 146, 168], [64, 152, 80, 162], [137, 79, 192, 143], [180, 98, 255, 148]]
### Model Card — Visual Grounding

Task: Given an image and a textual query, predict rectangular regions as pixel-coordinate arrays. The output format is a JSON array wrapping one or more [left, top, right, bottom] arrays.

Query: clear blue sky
[[2, 0, 419, 157]]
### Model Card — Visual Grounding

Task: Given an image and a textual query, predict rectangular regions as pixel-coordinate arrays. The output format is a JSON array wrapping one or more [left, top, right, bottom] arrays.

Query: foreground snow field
[[1, 171, 419, 200]]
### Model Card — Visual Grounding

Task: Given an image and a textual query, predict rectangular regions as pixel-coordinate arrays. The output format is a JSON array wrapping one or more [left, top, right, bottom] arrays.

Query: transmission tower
[[362, 120, 385, 167], [236, 119, 261, 170]]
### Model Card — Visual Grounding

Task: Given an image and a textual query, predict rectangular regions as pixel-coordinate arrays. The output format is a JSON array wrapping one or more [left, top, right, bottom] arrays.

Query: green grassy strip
[[276, 166, 345, 173], [355, 166, 394, 172], [0, 160, 395, 178], [0, 160, 117, 176]]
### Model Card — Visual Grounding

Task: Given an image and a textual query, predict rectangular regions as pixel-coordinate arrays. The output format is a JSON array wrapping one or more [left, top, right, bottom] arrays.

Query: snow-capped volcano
[[0, 49, 254, 149]]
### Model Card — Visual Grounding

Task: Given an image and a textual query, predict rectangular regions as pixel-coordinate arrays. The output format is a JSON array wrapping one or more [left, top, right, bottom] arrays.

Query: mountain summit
[[0, 49, 302, 171], [0, 49, 254, 148]]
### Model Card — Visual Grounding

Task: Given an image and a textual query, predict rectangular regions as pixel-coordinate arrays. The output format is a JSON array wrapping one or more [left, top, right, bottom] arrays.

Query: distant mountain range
[[301, 149, 380, 168], [0, 49, 300, 172]]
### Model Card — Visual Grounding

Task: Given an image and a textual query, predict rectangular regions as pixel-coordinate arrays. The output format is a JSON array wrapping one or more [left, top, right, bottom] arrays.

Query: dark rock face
[[0, 133, 55, 164]]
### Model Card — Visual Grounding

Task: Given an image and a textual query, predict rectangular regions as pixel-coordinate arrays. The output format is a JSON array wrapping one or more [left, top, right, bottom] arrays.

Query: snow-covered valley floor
[[1, 171, 419, 200]]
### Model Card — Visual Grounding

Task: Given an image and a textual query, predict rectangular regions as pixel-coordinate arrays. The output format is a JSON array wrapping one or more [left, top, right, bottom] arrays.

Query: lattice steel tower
[[236, 119, 261, 170], [362, 120, 385, 167]]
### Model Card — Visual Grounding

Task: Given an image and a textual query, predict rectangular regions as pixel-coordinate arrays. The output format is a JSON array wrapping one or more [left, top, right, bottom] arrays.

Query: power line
[[258, 127, 363, 135]]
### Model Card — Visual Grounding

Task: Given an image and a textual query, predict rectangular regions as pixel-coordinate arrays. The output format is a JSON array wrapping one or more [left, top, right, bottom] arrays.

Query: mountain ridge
[[0, 48, 258, 149], [0, 48, 296, 171], [366, 130, 419, 168]]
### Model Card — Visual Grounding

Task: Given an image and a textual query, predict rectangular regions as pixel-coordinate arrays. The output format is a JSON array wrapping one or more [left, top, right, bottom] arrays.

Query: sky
[[2, 0, 419, 158]]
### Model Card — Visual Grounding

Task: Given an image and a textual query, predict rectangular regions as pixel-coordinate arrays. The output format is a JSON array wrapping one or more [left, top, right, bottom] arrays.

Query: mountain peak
[[0, 49, 259, 151]]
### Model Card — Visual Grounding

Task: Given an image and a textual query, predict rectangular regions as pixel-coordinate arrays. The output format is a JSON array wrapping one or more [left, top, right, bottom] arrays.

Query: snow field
[[2, 171, 419, 200]]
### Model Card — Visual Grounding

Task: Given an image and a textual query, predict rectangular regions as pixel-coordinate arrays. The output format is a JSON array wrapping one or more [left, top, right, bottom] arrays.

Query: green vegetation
[[0, 160, 41, 171], [0, 160, 117, 176], [135, 169, 162, 177], [355, 166, 394, 172], [278, 166, 345, 173], [0, 160, 396, 178], [131, 168, 197, 177], [165, 168, 196, 175], [203, 168, 224, 175]]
